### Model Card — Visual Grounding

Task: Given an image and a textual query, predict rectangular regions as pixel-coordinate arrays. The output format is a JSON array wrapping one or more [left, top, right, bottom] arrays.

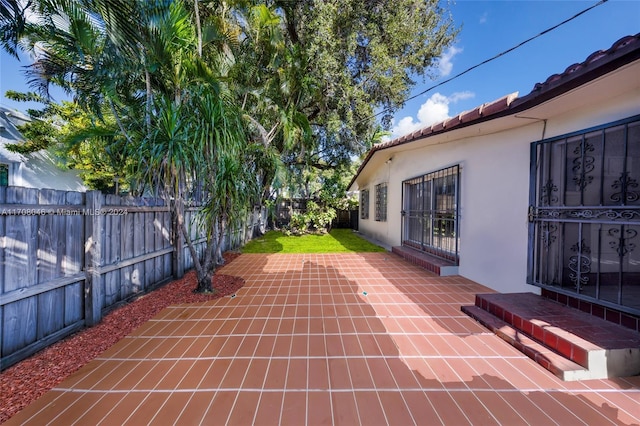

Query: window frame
[[0, 163, 8, 187], [360, 188, 370, 220], [375, 182, 388, 222], [402, 164, 460, 262]]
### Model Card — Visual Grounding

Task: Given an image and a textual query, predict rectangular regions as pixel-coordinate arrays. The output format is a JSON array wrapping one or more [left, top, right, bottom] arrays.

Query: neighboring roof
[[0, 106, 31, 125], [0, 108, 29, 162], [349, 33, 640, 189]]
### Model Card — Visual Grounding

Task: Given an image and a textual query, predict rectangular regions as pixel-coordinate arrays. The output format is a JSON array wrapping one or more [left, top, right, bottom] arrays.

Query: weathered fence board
[[36, 189, 66, 340], [120, 197, 134, 301], [3, 188, 39, 358], [63, 191, 84, 327], [5, 187, 38, 292], [63, 191, 84, 275], [103, 271, 118, 308], [155, 210, 169, 284], [144, 207, 155, 289], [3, 299, 36, 355], [105, 194, 120, 266], [84, 191, 102, 326], [0, 274, 85, 304], [37, 290, 63, 340], [1, 187, 259, 370], [64, 282, 84, 326]]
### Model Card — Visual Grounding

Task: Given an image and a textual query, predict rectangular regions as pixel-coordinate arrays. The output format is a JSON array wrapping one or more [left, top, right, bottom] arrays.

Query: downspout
[[386, 157, 392, 243], [515, 115, 547, 286], [514, 115, 547, 140], [515, 116, 548, 222]]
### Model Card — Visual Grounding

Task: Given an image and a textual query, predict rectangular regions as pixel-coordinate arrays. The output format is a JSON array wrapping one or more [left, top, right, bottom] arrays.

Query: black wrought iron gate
[[528, 115, 640, 315]]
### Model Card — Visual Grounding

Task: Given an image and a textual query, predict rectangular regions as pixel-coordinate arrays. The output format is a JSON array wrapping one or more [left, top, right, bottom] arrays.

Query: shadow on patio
[[6, 253, 640, 425]]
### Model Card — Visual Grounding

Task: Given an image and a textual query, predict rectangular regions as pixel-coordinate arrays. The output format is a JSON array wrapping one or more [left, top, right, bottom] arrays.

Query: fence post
[[84, 191, 103, 326], [172, 199, 184, 279]]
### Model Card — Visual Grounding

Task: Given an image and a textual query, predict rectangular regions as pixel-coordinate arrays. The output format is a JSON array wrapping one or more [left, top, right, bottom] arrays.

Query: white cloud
[[479, 12, 488, 24], [448, 91, 475, 103], [391, 91, 475, 139], [436, 46, 462, 77], [389, 116, 422, 140], [416, 93, 450, 127]]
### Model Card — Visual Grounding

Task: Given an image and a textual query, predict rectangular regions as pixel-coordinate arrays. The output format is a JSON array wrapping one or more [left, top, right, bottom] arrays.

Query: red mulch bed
[[0, 253, 244, 424]]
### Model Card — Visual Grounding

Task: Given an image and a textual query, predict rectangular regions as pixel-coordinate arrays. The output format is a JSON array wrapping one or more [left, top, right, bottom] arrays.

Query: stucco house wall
[[351, 37, 640, 295], [0, 107, 86, 192]]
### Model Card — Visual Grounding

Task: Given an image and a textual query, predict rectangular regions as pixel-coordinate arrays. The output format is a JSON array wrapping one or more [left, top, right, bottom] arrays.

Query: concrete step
[[463, 293, 640, 380], [391, 246, 458, 276], [461, 305, 590, 381]]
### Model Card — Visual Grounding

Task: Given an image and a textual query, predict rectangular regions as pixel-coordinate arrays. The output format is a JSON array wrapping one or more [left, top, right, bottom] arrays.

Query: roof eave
[[348, 33, 640, 192]]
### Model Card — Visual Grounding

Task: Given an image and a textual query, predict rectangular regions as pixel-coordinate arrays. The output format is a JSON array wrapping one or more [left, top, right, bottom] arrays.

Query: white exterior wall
[[0, 107, 86, 192], [7, 151, 87, 191], [357, 81, 640, 294], [0, 145, 87, 192]]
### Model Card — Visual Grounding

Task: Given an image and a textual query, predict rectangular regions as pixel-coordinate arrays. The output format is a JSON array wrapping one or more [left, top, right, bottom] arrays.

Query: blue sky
[[390, 0, 640, 138], [0, 0, 639, 138]]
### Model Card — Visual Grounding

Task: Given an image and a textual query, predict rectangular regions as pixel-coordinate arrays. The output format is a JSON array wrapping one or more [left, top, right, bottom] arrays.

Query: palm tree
[[3, 0, 260, 293], [122, 1, 255, 292]]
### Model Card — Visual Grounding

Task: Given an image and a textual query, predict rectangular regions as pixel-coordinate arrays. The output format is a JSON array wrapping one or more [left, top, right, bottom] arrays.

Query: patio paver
[[6, 253, 640, 425]]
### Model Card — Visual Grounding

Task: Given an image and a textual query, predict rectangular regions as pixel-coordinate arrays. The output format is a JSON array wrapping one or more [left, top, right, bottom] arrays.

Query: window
[[0, 164, 8, 187], [375, 182, 387, 221], [402, 165, 460, 262], [360, 189, 369, 219]]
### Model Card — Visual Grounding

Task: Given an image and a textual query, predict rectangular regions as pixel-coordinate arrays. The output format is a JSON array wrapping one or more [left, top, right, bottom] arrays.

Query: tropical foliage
[[286, 200, 336, 235], [0, 0, 456, 292]]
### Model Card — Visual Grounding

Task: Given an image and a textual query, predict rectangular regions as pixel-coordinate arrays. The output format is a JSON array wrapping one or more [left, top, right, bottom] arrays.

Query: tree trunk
[[145, 68, 152, 134], [215, 214, 226, 266], [195, 269, 214, 293], [179, 206, 217, 294], [194, 0, 202, 58]]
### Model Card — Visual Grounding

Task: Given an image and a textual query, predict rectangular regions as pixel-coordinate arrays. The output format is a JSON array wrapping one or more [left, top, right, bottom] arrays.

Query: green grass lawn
[[241, 229, 386, 253]]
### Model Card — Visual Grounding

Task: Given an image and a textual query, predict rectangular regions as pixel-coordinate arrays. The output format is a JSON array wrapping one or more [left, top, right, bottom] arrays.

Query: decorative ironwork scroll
[[611, 171, 639, 203], [540, 222, 557, 248], [572, 141, 595, 190], [568, 239, 591, 290], [609, 227, 637, 258], [532, 208, 640, 222], [540, 180, 558, 206]]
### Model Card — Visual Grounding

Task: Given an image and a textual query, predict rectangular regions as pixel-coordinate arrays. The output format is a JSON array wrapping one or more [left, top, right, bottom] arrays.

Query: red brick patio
[[6, 253, 640, 425]]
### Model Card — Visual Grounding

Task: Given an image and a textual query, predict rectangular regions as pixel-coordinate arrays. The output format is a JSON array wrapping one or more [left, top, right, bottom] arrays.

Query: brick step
[[461, 305, 590, 381], [464, 293, 640, 380], [391, 246, 458, 276]]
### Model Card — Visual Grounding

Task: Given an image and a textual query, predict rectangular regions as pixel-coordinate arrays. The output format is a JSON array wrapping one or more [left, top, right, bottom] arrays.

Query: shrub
[[306, 201, 336, 232], [285, 200, 336, 235], [288, 211, 309, 235]]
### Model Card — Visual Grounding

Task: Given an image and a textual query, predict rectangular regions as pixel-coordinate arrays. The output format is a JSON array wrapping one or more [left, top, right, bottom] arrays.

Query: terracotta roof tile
[[585, 50, 607, 64], [459, 106, 482, 123], [480, 92, 519, 117], [430, 121, 443, 132], [443, 115, 461, 130], [349, 33, 640, 190], [420, 126, 433, 136], [527, 34, 640, 95]]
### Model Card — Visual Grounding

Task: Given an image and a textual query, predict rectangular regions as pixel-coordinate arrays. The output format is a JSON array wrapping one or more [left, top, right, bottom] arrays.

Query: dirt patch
[[0, 253, 243, 424]]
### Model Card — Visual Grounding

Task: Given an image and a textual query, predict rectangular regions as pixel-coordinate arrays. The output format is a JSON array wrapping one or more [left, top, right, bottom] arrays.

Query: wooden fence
[[0, 187, 264, 370]]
